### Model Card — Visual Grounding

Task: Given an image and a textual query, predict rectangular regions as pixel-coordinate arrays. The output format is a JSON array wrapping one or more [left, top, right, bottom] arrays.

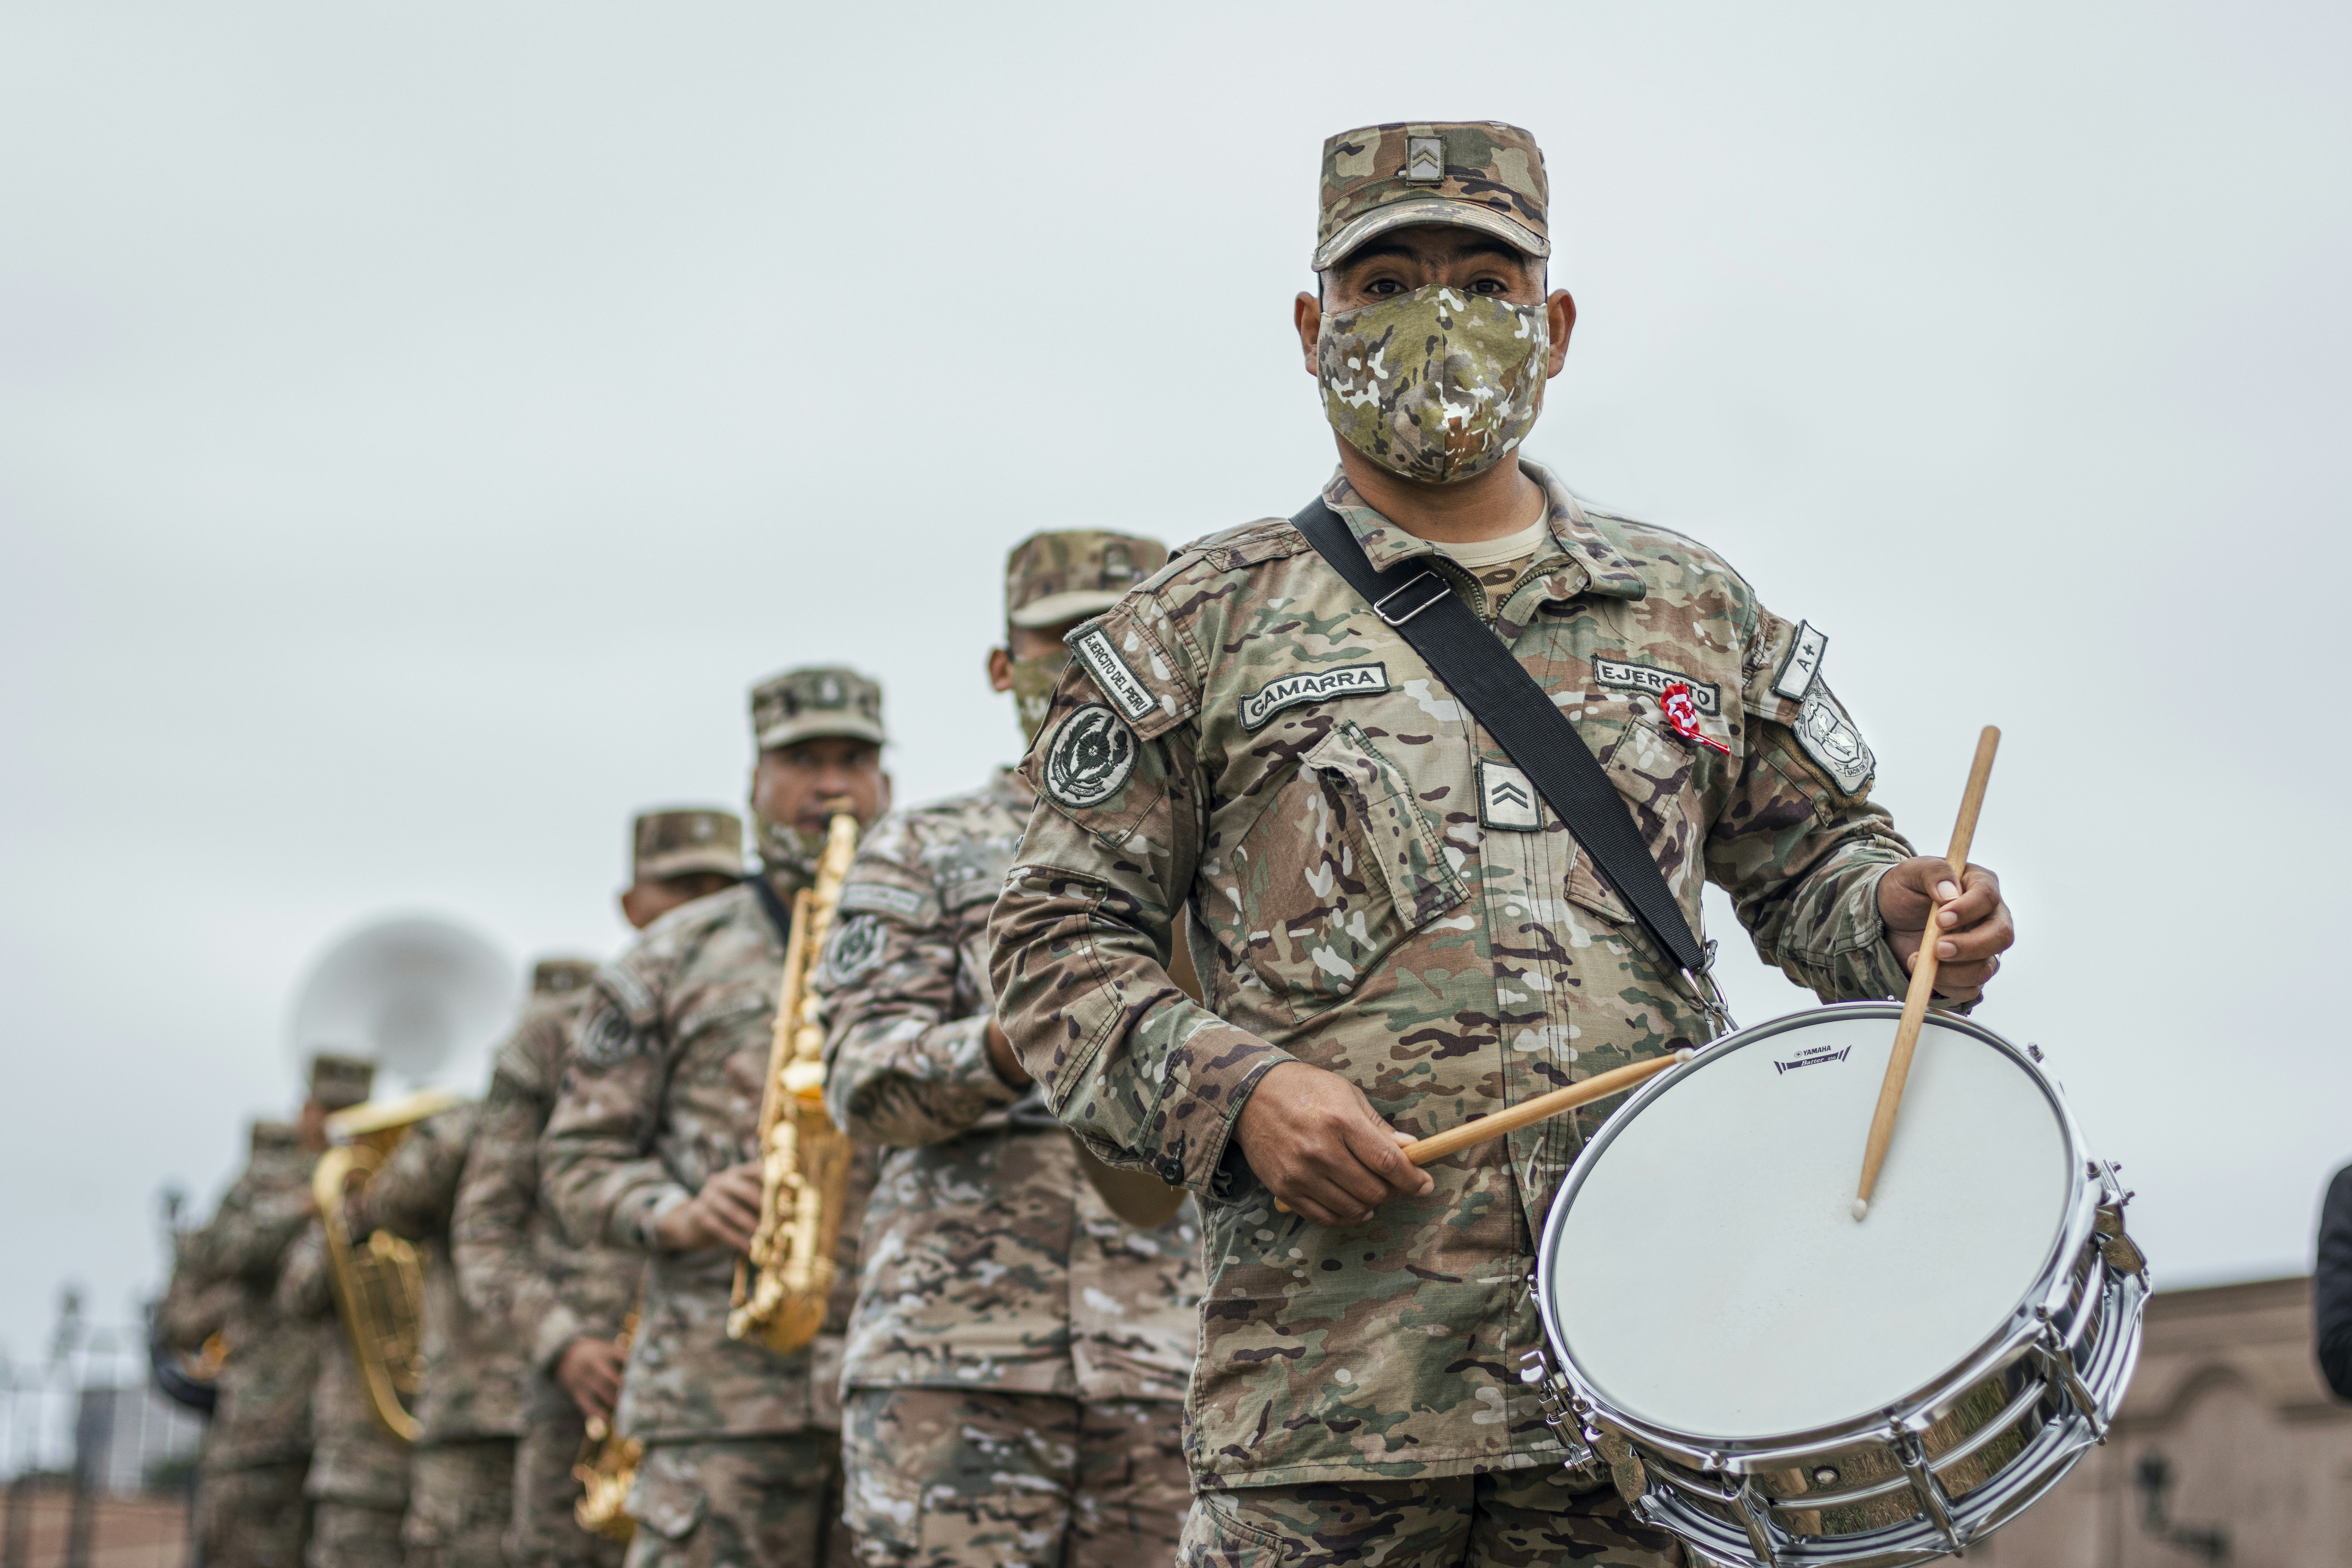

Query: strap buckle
[[1680, 938, 1740, 1036], [1373, 572, 1451, 627]]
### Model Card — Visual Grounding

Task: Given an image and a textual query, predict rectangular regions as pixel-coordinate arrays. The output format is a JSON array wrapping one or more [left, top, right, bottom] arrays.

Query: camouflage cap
[[306, 1052, 375, 1111], [250, 1119, 300, 1153], [630, 807, 744, 883], [1313, 121, 1550, 272], [750, 666, 886, 752], [530, 956, 601, 997], [1005, 530, 1169, 630]]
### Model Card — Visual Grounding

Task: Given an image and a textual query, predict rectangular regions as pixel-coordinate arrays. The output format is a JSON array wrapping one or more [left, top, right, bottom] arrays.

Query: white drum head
[[1544, 1010, 2073, 1441]]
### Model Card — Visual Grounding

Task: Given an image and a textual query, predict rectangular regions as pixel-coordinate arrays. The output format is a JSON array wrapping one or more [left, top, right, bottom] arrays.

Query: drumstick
[[1273, 1049, 1691, 1215], [1853, 726, 2000, 1221]]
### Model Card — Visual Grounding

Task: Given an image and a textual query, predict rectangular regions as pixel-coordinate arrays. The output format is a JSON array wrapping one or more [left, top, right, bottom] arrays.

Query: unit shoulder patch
[[1042, 704, 1137, 810], [1593, 656, 1720, 715], [823, 913, 886, 986], [1792, 687, 1874, 795], [1240, 663, 1390, 731], [1069, 626, 1157, 722]]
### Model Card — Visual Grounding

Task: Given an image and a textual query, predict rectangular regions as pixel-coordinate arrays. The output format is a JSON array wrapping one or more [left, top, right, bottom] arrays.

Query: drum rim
[[1535, 1000, 2098, 1460]]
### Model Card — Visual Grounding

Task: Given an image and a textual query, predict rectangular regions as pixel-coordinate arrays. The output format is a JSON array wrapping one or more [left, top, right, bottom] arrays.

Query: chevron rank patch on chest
[[1478, 759, 1542, 830]]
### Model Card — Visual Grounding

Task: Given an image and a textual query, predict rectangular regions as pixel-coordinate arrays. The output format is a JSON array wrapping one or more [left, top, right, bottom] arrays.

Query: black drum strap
[[1291, 496, 1715, 986]]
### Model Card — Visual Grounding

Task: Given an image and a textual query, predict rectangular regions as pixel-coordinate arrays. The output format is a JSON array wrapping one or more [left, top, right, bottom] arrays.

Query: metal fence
[[0, 1311, 204, 1568]]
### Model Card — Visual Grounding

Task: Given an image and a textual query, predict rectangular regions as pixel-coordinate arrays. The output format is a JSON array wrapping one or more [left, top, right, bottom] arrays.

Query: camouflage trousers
[[621, 1435, 851, 1568], [841, 1388, 1191, 1568], [403, 1439, 517, 1568], [312, 1501, 410, 1568], [511, 1404, 626, 1568], [199, 1461, 310, 1568], [1177, 1466, 1684, 1568]]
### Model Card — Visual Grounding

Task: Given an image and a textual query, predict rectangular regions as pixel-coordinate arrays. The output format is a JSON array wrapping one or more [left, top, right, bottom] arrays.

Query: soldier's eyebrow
[[1328, 234, 1537, 280]]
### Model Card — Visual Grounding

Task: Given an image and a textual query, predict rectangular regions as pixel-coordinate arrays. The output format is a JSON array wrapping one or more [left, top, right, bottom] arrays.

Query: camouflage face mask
[[1008, 651, 1070, 747], [751, 809, 824, 884], [1316, 284, 1549, 484]]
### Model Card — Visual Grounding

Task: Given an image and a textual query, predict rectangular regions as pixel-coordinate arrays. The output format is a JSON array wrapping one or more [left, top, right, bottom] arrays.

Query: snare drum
[[1532, 1003, 2146, 1568]]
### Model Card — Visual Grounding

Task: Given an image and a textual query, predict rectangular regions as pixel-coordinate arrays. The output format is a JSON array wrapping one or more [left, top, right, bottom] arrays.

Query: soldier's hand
[[984, 1020, 1034, 1089], [652, 1161, 765, 1254], [1234, 1062, 1431, 1227], [554, 1336, 628, 1422], [1878, 859, 2013, 1004]]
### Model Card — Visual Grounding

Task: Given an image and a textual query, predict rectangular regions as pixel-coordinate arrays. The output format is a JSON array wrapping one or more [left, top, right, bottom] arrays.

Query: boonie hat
[[1005, 530, 1169, 630], [1313, 121, 1550, 272]]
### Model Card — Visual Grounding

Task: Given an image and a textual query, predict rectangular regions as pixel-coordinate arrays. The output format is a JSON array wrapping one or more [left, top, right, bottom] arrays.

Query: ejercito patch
[[1794, 688, 1874, 794], [1043, 703, 1136, 809], [1240, 663, 1389, 731], [1593, 656, 1719, 715]]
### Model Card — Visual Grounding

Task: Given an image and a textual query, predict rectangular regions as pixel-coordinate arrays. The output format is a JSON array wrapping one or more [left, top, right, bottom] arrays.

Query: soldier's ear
[[877, 773, 894, 819], [1294, 291, 1322, 376], [986, 646, 1014, 693]]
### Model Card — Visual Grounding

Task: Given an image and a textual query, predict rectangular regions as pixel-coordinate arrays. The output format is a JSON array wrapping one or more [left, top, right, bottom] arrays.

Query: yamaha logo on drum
[[1773, 1043, 1853, 1075]]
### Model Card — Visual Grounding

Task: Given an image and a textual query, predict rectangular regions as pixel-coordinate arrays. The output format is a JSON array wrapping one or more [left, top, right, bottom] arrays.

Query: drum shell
[[1532, 1003, 2147, 1568]]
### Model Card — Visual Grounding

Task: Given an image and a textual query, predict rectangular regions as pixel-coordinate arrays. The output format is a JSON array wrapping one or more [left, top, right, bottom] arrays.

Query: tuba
[[313, 1088, 462, 1442], [727, 811, 860, 1353], [571, 1305, 642, 1542]]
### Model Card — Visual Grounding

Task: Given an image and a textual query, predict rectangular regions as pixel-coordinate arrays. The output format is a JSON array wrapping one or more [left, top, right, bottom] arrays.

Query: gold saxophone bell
[[571, 1307, 643, 1542], [727, 810, 861, 1354], [313, 1088, 461, 1443]]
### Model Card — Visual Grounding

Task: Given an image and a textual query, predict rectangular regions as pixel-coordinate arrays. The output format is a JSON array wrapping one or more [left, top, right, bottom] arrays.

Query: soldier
[[165, 1087, 348, 1568], [452, 810, 746, 1568], [817, 533, 1204, 1568], [989, 122, 2018, 1568], [544, 669, 893, 1568], [275, 1056, 410, 1568]]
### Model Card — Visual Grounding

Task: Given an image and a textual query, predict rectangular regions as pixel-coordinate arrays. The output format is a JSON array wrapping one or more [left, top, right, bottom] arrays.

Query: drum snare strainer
[[1532, 1002, 2147, 1568]]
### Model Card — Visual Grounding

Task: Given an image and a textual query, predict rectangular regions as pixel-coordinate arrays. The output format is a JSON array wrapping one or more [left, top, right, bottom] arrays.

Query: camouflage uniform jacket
[[989, 460, 1917, 1489], [450, 988, 642, 1387], [175, 1143, 321, 1470], [277, 1221, 411, 1509], [542, 878, 875, 1442], [357, 1101, 529, 1443], [816, 769, 1201, 1402]]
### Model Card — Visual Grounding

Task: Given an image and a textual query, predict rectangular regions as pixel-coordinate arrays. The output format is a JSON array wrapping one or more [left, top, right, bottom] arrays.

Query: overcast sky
[[2, 2, 2346, 1366]]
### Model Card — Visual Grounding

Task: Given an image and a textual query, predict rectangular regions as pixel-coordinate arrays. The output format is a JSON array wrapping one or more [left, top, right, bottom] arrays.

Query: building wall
[[1974, 1275, 2352, 1567]]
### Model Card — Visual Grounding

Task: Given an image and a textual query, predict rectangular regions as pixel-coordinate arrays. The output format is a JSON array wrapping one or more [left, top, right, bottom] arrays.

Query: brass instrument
[[571, 1306, 642, 1542], [727, 811, 860, 1353], [313, 1088, 461, 1442]]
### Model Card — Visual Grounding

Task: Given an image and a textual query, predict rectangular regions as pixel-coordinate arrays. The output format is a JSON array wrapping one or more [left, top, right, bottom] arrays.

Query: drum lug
[[1516, 1348, 1595, 1469], [1893, 1428, 1965, 1554], [1730, 1475, 1783, 1567], [2033, 1308, 2109, 1438]]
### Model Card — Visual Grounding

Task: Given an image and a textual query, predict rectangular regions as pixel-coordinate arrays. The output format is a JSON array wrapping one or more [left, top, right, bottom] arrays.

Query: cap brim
[[636, 849, 745, 883], [1312, 198, 1549, 273], [756, 717, 888, 752], [1009, 589, 1125, 630]]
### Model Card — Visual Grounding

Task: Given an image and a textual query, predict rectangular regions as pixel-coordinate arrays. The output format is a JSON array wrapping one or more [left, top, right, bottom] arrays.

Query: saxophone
[[571, 1306, 642, 1543], [726, 811, 860, 1354], [313, 1088, 462, 1442]]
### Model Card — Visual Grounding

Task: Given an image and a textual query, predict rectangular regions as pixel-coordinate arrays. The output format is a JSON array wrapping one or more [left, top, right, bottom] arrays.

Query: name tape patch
[[1477, 759, 1542, 831], [837, 882, 932, 922], [1773, 621, 1829, 701], [1594, 657, 1719, 716], [1794, 688, 1874, 795], [1071, 627, 1155, 722], [1239, 663, 1389, 731]]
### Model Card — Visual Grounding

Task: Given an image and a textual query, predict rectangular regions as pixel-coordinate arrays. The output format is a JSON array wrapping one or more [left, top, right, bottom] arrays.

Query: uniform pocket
[[1565, 716, 1705, 928], [1227, 721, 1466, 1018], [626, 1444, 709, 1542]]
